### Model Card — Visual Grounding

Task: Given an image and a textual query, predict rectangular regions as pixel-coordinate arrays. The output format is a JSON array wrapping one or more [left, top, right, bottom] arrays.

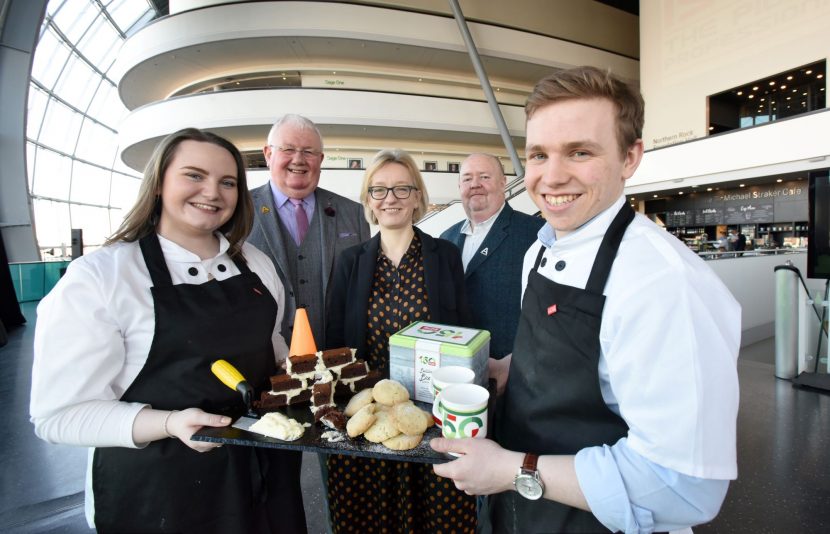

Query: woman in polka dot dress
[[326, 149, 476, 532]]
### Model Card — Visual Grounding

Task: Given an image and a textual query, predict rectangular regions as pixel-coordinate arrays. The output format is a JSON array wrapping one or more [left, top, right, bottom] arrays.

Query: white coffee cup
[[431, 366, 476, 428], [440, 383, 489, 445]]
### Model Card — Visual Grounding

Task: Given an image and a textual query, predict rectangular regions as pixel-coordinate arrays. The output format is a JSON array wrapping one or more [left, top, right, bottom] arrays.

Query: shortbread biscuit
[[344, 388, 374, 417], [383, 433, 423, 451], [421, 408, 435, 429], [346, 403, 376, 438], [372, 379, 410, 406], [363, 410, 401, 443], [393, 402, 428, 435]]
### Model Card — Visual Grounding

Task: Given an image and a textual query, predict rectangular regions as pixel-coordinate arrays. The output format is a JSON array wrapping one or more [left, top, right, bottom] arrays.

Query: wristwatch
[[514, 453, 545, 500]]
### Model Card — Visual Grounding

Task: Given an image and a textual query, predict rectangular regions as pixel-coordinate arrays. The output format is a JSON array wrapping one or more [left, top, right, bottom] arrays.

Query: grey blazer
[[247, 184, 370, 344]]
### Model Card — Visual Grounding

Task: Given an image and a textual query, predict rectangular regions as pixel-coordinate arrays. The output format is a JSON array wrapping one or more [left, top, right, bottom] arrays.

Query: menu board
[[724, 203, 774, 224], [665, 210, 694, 227], [695, 208, 722, 225]]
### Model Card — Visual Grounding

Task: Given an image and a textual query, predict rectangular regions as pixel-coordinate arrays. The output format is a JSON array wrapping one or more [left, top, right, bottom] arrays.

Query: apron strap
[[139, 233, 174, 288], [230, 252, 251, 274], [585, 202, 635, 295]]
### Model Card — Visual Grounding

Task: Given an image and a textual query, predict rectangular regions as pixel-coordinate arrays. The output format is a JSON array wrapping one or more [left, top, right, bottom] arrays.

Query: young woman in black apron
[[31, 129, 306, 533]]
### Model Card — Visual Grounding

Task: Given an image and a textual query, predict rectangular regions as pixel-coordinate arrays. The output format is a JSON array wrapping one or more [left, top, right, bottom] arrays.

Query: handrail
[[697, 248, 807, 260]]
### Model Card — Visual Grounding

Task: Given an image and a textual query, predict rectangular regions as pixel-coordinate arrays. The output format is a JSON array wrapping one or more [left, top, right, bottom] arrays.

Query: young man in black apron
[[432, 67, 740, 533]]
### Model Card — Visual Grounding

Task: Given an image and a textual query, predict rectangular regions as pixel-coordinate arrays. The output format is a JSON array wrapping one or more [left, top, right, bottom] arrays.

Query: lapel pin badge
[[547, 304, 557, 316], [480, 247, 489, 256], [261, 206, 270, 214]]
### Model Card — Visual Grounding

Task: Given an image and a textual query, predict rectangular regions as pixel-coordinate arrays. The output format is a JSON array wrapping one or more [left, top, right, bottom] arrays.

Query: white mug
[[440, 383, 489, 456], [431, 366, 475, 428]]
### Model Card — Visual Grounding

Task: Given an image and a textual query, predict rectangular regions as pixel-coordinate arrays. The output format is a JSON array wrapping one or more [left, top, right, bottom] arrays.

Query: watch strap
[[521, 453, 539, 473]]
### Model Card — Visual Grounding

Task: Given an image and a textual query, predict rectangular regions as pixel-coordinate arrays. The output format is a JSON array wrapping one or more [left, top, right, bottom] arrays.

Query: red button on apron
[[547, 304, 557, 315]]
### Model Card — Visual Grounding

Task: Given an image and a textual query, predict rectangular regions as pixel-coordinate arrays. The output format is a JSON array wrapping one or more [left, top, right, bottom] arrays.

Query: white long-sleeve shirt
[[30, 234, 288, 448], [522, 196, 741, 532]]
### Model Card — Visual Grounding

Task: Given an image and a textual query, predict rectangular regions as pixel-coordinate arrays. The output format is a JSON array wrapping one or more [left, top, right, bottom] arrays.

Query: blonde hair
[[359, 149, 429, 225], [106, 128, 253, 258]]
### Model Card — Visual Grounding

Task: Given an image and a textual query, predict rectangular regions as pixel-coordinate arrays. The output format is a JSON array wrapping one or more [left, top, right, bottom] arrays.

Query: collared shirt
[[269, 180, 317, 244], [459, 203, 505, 270], [523, 196, 740, 533], [30, 234, 289, 528]]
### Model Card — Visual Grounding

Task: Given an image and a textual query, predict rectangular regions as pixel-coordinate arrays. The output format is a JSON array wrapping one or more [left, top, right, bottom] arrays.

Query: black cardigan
[[325, 227, 472, 357]]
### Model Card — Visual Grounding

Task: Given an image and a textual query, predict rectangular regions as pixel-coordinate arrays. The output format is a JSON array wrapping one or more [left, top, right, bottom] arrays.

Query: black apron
[[92, 233, 306, 533], [490, 203, 634, 534]]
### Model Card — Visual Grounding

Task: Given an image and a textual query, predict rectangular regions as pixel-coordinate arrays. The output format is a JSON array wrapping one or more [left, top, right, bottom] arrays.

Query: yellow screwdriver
[[210, 359, 258, 419]]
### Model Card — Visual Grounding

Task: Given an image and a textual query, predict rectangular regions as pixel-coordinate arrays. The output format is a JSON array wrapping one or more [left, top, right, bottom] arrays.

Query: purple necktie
[[290, 198, 308, 245]]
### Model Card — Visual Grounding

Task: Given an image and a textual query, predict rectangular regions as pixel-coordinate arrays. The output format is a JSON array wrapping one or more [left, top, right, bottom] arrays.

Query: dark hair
[[106, 128, 253, 258], [526, 66, 644, 156]]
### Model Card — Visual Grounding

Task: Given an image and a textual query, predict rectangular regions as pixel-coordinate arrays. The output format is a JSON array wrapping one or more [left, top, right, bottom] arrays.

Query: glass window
[[32, 147, 72, 199], [38, 100, 84, 154], [708, 60, 826, 136], [86, 81, 127, 127], [107, 0, 151, 34], [30, 28, 71, 89], [75, 119, 118, 167], [76, 15, 120, 67], [70, 161, 112, 205], [26, 86, 50, 139], [52, 0, 98, 43], [70, 204, 112, 246], [109, 172, 142, 210], [32, 198, 72, 250], [26, 142, 37, 191], [52, 52, 101, 111]]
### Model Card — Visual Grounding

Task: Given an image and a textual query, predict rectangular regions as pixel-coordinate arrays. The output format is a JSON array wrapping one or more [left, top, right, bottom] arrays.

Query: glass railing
[[8, 261, 71, 302]]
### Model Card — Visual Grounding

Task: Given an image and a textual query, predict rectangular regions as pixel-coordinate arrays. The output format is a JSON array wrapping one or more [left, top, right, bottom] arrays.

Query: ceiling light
[[803, 92, 808, 96], [787, 97, 791, 100], [780, 85, 786, 89], [739, 184, 745, 188], [737, 91, 743, 95], [418, 78, 422, 82], [761, 98, 766, 101], [630, 197, 635, 200], [653, 194, 658, 198], [708, 126, 714, 130], [707, 187, 713, 192], [748, 94, 754, 99], [777, 178, 783, 182], [769, 81, 776, 85], [806, 70, 813, 74], [787, 75, 793, 80], [333, 71, 336, 75], [792, 89, 797, 92], [752, 86, 759, 90], [679, 191, 684, 195], [818, 74, 824, 79]]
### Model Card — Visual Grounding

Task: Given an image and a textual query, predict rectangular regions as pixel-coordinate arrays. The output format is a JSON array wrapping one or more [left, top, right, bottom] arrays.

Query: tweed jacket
[[440, 202, 544, 358], [247, 184, 370, 344], [325, 227, 472, 357]]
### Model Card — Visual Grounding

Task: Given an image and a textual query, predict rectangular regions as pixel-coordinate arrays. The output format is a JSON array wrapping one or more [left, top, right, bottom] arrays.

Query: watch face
[[515, 474, 543, 500]]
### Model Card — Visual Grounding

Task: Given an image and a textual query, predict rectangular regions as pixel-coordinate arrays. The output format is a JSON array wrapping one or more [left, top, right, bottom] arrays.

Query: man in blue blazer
[[440, 154, 544, 359], [248, 114, 370, 348]]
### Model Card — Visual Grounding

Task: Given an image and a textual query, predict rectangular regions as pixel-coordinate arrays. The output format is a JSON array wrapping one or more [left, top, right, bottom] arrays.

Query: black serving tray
[[192, 400, 449, 464]]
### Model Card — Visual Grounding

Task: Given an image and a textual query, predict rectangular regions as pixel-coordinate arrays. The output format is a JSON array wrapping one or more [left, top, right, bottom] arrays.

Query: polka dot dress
[[327, 233, 476, 533]]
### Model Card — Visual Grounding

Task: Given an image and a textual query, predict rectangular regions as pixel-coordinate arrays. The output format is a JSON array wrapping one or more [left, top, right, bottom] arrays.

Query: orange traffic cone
[[289, 308, 317, 356]]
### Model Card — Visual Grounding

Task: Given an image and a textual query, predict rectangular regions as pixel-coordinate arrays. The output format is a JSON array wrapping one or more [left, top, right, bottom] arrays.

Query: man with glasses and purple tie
[[248, 114, 369, 349]]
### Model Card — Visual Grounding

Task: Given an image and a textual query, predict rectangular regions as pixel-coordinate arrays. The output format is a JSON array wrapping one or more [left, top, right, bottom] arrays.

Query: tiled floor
[[2, 302, 828, 533]]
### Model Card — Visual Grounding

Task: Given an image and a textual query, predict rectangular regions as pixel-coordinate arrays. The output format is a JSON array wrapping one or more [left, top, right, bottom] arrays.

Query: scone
[[346, 403, 376, 438], [393, 402, 428, 435], [344, 388, 374, 417], [363, 410, 401, 443], [383, 433, 423, 451], [372, 379, 410, 406]]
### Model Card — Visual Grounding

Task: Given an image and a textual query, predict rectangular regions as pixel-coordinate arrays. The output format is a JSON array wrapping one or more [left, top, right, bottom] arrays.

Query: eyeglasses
[[269, 145, 321, 159], [367, 185, 419, 200]]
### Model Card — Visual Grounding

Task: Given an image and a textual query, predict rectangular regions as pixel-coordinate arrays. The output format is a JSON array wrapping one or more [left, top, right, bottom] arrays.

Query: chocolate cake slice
[[312, 381, 334, 408], [321, 347, 353, 369], [314, 405, 347, 431], [287, 353, 318, 375], [338, 360, 368, 380], [270, 374, 303, 392], [257, 389, 312, 412]]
